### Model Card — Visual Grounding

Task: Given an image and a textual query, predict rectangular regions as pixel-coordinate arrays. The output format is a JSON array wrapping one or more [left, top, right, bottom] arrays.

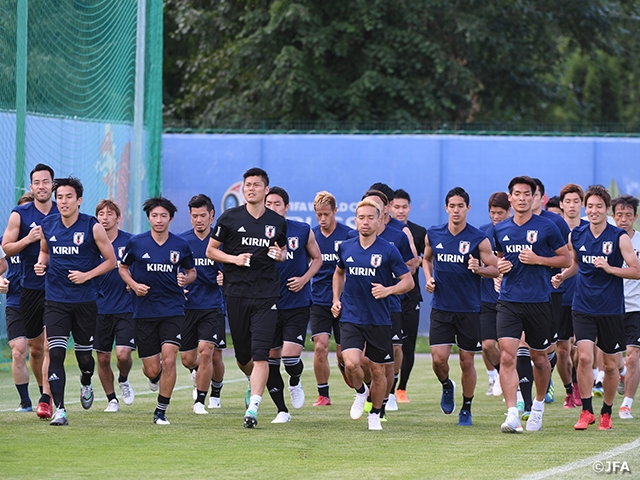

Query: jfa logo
[[73, 232, 84, 245], [459, 241, 470, 255], [526, 230, 538, 244], [602, 241, 613, 255], [334, 240, 342, 252], [288, 237, 299, 251], [265, 225, 275, 239], [370, 254, 382, 268], [170, 251, 180, 264]]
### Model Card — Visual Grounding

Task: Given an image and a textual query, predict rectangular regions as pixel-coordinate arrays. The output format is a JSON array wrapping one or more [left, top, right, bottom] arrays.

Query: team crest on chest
[[118, 246, 126, 259], [288, 237, 299, 251], [526, 230, 538, 244], [370, 254, 382, 268], [458, 241, 470, 255], [170, 250, 180, 264], [73, 232, 84, 245], [602, 241, 613, 255], [334, 240, 342, 252], [265, 225, 276, 239]]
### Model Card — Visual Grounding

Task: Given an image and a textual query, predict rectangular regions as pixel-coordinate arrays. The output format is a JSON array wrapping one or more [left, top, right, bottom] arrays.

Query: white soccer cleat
[[193, 403, 209, 415], [118, 380, 135, 405], [525, 409, 543, 431], [368, 412, 383, 431], [208, 397, 221, 409], [619, 406, 633, 419], [486, 379, 495, 396], [386, 394, 398, 411], [288, 382, 305, 409], [104, 399, 119, 412], [350, 385, 369, 420], [271, 411, 291, 423], [492, 376, 502, 397], [501, 411, 523, 433]]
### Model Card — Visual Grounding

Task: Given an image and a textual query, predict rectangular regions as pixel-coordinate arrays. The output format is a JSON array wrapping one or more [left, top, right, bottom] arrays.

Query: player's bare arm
[[422, 233, 436, 293], [33, 236, 49, 276], [596, 233, 640, 279], [331, 265, 346, 318], [118, 263, 150, 297], [471, 238, 499, 278], [68, 223, 117, 284], [206, 237, 252, 267], [2, 211, 41, 257], [287, 229, 322, 292]]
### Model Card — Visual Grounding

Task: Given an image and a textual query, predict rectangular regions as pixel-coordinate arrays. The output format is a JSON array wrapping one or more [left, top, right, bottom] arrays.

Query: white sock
[[248, 394, 261, 412], [596, 370, 605, 384], [488, 369, 497, 381], [622, 397, 633, 409], [620, 365, 627, 377], [507, 407, 519, 417], [593, 368, 599, 381], [532, 399, 545, 412]]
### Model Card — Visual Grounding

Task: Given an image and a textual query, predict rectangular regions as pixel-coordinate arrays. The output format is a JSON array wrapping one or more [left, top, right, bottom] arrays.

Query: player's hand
[[267, 246, 281, 261], [371, 282, 389, 299], [34, 262, 46, 276], [236, 253, 252, 267], [468, 254, 480, 274], [26, 225, 42, 244], [287, 276, 305, 292], [68, 270, 89, 284], [425, 277, 436, 293], [131, 282, 150, 297], [518, 249, 539, 265], [0, 277, 9, 294], [216, 271, 224, 286], [331, 301, 342, 318], [177, 272, 187, 287], [551, 273, 563, 289], [497, 257, 513, 274], [493, 274, 502, 293], [594, 257, 611, 273]]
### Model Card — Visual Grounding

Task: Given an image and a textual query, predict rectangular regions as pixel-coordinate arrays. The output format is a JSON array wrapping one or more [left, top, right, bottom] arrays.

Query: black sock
[[517, 348, 533, 410], [118, 374, 128, 383], [380, 398, 388, 419], [318, 384, 329, 398], [267, 360, 288, 413], [107, 392, 117, 402], [371, 406, 381, 415], [16, 383, 31, 405], [390, 374, 399, 395], [195, 390, 207, 405], [49, 345, 67, 409], [155, 395, 170, 414], [548, 350, 557, 371], [38, 384, 44, 395], [441, 378, 454, 390], [564, 383, 573, 394], [601, 402, 612, 416], [356, 384, 366, 394], [39, 393, 51, 405], [283, 357, 303, 387], [582, 397, 593, 414], [461, 395, 473, 413], [150, 370, 162, 385], [493, 363, 500, 373], [210, 379, 223, 398], [571, 367, 577, 384]]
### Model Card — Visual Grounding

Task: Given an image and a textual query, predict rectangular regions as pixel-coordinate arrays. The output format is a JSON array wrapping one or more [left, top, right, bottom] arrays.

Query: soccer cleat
[[118, 380, 135, 405], [396, 389, 410, 403], [592, 382, 604, 397], [525, 409, 543, 431], [386, 394, 398, 411], [574, 410, 596, 430], [368, 412, 383, 430], [80, 383, 94, 410], [458, 410, 473, 426], [104, 399, 119, 412], [598, 412, 612, 430], [288, 383, 305, 409], [618, 374, 626, 396], [148, 377, 159, 392], [243, 409, 258, 428], [245, 384, 251, 409], [208, 397, 221, 409], [572, 383, 582, 406], [193, 402, 209, 415], [521, 411, 531, 421], [15, 403, 33, 413], [350, 385, 369, 420], [486, 379, 495, 396], [492, 376, 502, 397], [36, 399, 53, 419], [191, 370, 198, 401], [313, 395, 331, 407], [440, 380, 456, 415], [619, 406, 633, 419], [49, 408, 69, 426], [271, 411, 291, 424], [544, 379, 555, 403], [364, 400, 372, 414], [500, 412, 523, 433], [563, 393, 576, 408], [153, 411, 170, 425], [516, 400, 525, 415]]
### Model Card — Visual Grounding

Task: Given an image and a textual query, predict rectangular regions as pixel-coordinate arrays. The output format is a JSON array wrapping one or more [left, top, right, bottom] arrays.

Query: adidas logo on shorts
[[384, 354, 391, 360], [271, 304, 277, 310], [297, 335, 303, 341], [176, 334, 182, 340]]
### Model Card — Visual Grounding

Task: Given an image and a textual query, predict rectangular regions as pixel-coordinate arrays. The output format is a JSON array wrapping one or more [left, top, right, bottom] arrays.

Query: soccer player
[[478, 192, 511, 396], [264, 187, 322, 422], [310, 191, 353, 406], [546, 196, 563, 216], [494, 175, 571, 433], [553, 185, 640, 430], [2, 163, 58, 419], [0, 192, 33, 412], [423, 187, 499, 426], [179, 194, 227, 414], [35, 177, 117, 426], [206, 167, 287, 428], [391, 188, 427, 403], [94, 200, 135, 412], [332, 199, 414, 430], [119, 197, 197, 425], [611, 194, 640, 419]]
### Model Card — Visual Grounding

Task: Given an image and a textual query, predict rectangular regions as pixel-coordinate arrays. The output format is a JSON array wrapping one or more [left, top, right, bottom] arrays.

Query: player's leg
[[430, 309, 456, 414], [281, 307, 308, 409], [6, 307, 32, 411], [113, 313, 135, 405], [72, 302, 98, 412], [209, 309, 226, 408], [95, 313, 118, 410], [398, 297, 420, 401]]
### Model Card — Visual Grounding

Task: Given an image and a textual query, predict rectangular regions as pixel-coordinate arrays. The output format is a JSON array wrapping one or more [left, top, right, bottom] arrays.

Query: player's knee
[[198, 345, 214, 364], [49, 347, 66, 367], [627, 348, 640, 363], [76, 351, 95, 372], [500, 349, 517, 368], [115, 348, 132, 364], [97, 353, 111, 370]]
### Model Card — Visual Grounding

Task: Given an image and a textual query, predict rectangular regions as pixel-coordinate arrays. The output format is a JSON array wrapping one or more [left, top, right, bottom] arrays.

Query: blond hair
[[314, 190, 336, 211], [356, 198, 381, 218]]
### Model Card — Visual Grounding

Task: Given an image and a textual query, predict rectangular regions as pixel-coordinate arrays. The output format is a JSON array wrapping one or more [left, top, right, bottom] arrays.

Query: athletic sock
[[283, 356, 303, 387], [390, 374, 399, 395], [601, 402, 612, 416], [564, 383, 573, 394], [338, 362, 347, 374], [517, 347, 533, 410], [117, 374, 128, 383], [622, 397, 633, 409], [441, 378, 454, 390], [49, 345, 67, 409], [267, 360, 287, 412], [582, 397, 593, 414], [39, 393, 51, 405], [16, 383, 31, 405], [150, 370, 162, 385], [317, 384, 329, 398], [210, 379, 223, 398], [38, 384, 43, 395], [532, 399, 545, 412], [493, 363, 500, 373], [248, 395, 262, 413], [107, 392, 117, 402], [380, 398, 388, 419], [371, 406, 381, 415], [571, 367, 577, 384], [155, 394, 170, 414], [356, 384, 366, 394], [487, 369, 497, 382], [620, 365, 627, 377], [548, 351, 557, 372], [461, 395, 473, 413], [195, 390, 207, 405]]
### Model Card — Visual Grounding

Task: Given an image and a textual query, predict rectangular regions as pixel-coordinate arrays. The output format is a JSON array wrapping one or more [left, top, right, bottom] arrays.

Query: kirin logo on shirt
[[170, 250, 180, 264], [370, 254, 382, 268], [602, 241, 613, 255], [73, 232, 84, 245], [265, 225, 276, 239], [334, 240, 342, 252], [459, 241, 470, 255], [526, 230, 538, 244], [118, 246, 126, 259], [288, 237, 299, 251]]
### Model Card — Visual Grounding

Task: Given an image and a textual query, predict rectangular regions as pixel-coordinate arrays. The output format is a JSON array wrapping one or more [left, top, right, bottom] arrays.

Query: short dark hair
[[369, 182, 395, 201], [532, 178, 545, 196], [612, 194, 640, 216], [508, 176, 537, 195], [143, 197, 177, 219], [188, 194, 214, 214], [17, 191, 34, 206], [559, 183, 584, 202], [584, 185, 611, 209], [394, 189, 411, 203], [546, 196, 561, 210], [445, 187, 469, 206], [243, 167, 269, 186], [30, 163, 54, 182], [96, 199, 121, 217], [266, 186, 289, 206], [362, 189, 389, 206], [488, 192, 509, 211], [54, 176, 83, 199]]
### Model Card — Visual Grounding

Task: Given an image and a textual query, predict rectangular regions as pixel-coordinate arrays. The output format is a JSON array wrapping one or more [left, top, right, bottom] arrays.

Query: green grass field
[[1, 351, 639, 479]]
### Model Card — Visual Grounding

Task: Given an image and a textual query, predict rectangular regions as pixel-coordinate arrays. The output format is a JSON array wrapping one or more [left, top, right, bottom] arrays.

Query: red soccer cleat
[[36, 399, 53, 420], [574, 410, 596, 430], [598, 413, 612, 430], [563, 393, 576, 408], [572, 383, 582, 406], [312, 395, 332, 407], [396, 389, 410, 403]]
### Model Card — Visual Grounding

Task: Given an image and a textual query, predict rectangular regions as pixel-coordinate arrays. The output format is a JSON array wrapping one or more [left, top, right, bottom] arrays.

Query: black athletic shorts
[[20, 288, 46, 340], [624, 312, 640, 349], [496, 300, 555, 351], [430, 309, 481, 352], [573, 311, 625, 355], [5, 306, 25, 342], [272, 306, 310, 349], [180, 308, 226, 352], [401, 296, 421, 341], [136, 315, 184, 358], [94, 313, 136, 352], [479, 302, 498, 342], [550, 291, 563, 342], [340, 321, 394, 365], [558, 306, 574, 341], [226, 296, 279, 365], [309, 304, 341, 345], [44, 300, 97, 349]]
